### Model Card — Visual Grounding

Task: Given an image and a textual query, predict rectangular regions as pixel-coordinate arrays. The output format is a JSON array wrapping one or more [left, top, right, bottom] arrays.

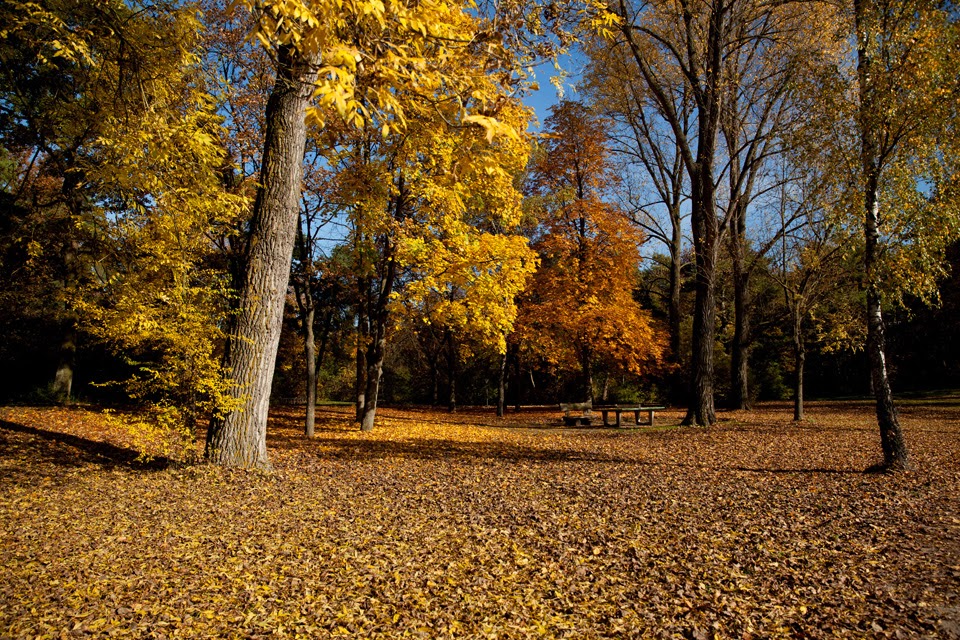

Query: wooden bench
[[559, 402, 593, 426], [595, 405, 666, 427]]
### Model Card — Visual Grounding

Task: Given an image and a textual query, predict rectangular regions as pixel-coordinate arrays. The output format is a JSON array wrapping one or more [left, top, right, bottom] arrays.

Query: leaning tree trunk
[[864, 179, 909, 469], [856, 0, 909, 471], [206, 46, 319, 469]]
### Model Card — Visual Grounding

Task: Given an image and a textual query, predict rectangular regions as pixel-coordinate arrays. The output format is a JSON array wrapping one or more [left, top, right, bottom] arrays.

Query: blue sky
[[522, 56, 582, 130]]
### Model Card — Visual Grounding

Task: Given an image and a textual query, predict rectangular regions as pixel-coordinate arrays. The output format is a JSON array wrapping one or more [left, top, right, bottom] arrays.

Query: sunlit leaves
[[2, 401, 959, 636], [518, 102, 667, 380]]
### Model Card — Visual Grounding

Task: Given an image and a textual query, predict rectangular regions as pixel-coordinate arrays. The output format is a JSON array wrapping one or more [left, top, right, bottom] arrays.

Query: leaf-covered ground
[[1, 400, 959, 639]]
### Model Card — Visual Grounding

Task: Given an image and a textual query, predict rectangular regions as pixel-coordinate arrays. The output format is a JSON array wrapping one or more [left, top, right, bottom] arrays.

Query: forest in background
[[0, 0, 958, 470]]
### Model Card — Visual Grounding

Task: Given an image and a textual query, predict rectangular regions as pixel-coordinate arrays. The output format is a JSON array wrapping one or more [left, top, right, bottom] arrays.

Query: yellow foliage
[[66, 7, 248, 457]]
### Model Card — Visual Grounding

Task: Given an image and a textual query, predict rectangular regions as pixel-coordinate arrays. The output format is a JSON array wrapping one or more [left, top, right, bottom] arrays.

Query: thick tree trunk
[[359, 236, 397, 431], [682, 164, 719, 426], [206, 47, 318, 469], [303, 305, 316, 438], [359, 343, 384, 432]]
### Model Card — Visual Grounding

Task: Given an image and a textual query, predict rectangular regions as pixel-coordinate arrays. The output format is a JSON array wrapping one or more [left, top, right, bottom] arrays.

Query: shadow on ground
[[0, 419, 169, 485]]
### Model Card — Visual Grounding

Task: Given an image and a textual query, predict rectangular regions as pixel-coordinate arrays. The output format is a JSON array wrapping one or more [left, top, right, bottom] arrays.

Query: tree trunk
[[497, 351, 507, 417], [446, 332, 457, 412], [359, 342, 384, 432], [856, 0, 909, 471], [682, 163, 719, 426], [582, 350, 594, 406], [730, 267, 751, 410], [303, 304, 316, 438], [864, 183, 909, 469], [355, 285, 368, 422], [792, 306, 805, 422], [359, 234, 398, 431], [513, 356, 522, 413], [668, 224, 683, 363], [206, 46, 318, 469], [52, 240, 78, 404], [52, 322, 76, 404]]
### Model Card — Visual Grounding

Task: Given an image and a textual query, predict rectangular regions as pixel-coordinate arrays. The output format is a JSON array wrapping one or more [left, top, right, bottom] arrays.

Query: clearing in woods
[[1, 399, 958, 638]]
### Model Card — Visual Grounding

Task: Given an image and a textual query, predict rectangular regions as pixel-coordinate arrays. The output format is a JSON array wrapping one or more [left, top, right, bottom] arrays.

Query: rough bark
[[682, 160, 719, 426], [359, 343, 384, 432], [206, 46, 318, 469]]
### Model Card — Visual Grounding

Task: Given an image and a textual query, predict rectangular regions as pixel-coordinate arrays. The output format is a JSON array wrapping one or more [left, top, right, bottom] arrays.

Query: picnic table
[[559, 402, 666, 427], [595, 405, 666, 427]]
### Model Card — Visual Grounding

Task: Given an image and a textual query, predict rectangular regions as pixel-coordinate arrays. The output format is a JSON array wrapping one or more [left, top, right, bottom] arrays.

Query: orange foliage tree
[[517, 102, 667, 403]]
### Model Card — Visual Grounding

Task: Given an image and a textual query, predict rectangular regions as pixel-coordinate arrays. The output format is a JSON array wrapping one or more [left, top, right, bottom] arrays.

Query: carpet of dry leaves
[[1, 398, 959, 639]]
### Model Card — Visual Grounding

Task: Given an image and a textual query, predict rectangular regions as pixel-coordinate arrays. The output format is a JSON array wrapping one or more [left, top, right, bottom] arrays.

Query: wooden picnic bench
[[595, 405, 666, 427], [559, 402, 593, 426]]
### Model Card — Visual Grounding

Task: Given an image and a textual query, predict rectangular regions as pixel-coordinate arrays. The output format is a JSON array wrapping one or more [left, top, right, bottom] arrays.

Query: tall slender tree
[[850, 0, 959, 470]]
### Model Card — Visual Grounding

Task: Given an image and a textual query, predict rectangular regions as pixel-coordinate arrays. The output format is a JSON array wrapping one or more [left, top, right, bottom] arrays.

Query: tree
[[518, 101, 667, 402], [801, 0, 960, 469], [768, 160, 857, 421], [205, 0, 523, 465], [0, 0, 247, 450], [582, 35, 690, 368], [597, 0, 838, 424], [341, 95, 534, 429], [0, 0, 196, 403]]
